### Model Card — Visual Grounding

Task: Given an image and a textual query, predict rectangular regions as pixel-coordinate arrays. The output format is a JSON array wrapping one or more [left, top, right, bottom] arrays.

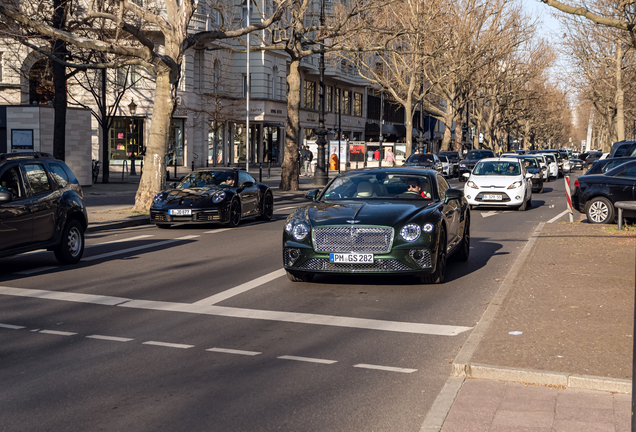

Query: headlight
[[292, 222, 310, 241], [460, 163, 466, 168], [153, 193, 163, 204], [508, 181, 522, 189], [467, 181, 478, 189], [422, 223, 434, 233], [285, 222, 294, 234], [212, 192, 226, 203], [400, 224, 421, 242], [533, 173, 540, 178]]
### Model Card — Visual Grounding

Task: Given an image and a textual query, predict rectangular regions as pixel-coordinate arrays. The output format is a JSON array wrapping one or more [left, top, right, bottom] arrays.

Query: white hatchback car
[[531, 154, 550, 181], [463, 158, 533, 210], [539, 153, 559, 179], [438, 155, 454, 177]]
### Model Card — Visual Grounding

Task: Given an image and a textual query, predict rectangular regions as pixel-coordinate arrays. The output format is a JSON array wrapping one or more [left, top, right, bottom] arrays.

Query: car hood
[[527, 168, 540, 174], [461, 159, 480, 165], [403, 162, 436, 167], [301, 201, 434, 228], [157, 187, 225, 205], [469, 175, 522, 187]]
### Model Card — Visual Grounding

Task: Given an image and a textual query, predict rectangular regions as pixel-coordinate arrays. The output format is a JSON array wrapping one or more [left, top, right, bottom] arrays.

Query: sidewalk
[[423, 222, 636, 432]]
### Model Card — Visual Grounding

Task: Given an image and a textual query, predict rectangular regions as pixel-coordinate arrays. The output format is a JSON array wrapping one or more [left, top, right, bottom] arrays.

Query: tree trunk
[[52, 0, 68, 161], [133, 71, 173, 211], [615, 41, 625, 142], [280, 59, 301, 191], [404, 97, 413, 157]]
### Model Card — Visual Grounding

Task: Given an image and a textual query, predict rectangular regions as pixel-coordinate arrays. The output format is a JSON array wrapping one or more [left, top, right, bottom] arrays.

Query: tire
[[454, 216, 470, 262], [421, 227, 447, 284], [54, 219, 85, 265], [258, 192, 274, 221], [586, 197, 615, 224], [518, 198, 527, 211], [227, 199, 242, 227], [526, 197, 532, 209], [156, 224, 172, 229], [538, 184, 544, 194], [286, 271, 314, 282]]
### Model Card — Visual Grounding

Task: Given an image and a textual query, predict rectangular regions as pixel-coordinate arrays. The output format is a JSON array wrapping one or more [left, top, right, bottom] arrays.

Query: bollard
[[191, 160, 195, 172], [565, 175, 574, 222], [259, 163, 263, 183], [268, 161, 271, 178]]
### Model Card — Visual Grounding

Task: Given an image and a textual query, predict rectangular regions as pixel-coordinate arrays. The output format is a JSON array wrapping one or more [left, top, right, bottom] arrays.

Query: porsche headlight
[[460, 163, 467, 168], [466, 181, 478, 189], [292, 222, 310, 241], [152, 193, 164, 204], [212, 192, 226, 203], [508, 181, 522, 189], [422, 223, 434, 233], [400, 224, 421, 242]]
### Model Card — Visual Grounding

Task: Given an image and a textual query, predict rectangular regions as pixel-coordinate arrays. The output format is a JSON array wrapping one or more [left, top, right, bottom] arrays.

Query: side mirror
[[444, 188, 464, 204], [0, 191, 12, 203], [169, 182, 177, 189], [305, 189, 320, 201], [243, 181, 255, 188], [462, 172, 470, 178]]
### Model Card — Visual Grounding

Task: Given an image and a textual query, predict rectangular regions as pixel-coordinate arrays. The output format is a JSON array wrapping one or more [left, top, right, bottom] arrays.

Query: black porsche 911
[[283, 168, 470, 284], [150, 169, 273, 228]]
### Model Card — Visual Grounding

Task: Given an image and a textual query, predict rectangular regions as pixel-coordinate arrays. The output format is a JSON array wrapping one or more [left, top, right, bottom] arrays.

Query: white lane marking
[[93, 235, 154, 246], [354, 364, 417, 373], [83, 235, 199, 262], [15, 267, 58, 275], [142, 341, 194, 349], [203, 228, 232, 234], [206, 348, 261, 356], [39, 330, 77, 336], [278, 355, 337, 365], [86, 335, 134, 342], [0, 286, 472, 336], [0, 323, 26, 329], [481, 211, 497, 218], [193, 269, 286, 305], [547, 209, 569, 223], [277, 206, 298, 212]]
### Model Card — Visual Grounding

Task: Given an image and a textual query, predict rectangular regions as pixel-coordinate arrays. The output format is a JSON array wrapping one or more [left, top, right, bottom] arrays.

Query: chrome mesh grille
[[313, 226, 393, 253], [296, 258, 412, 272]]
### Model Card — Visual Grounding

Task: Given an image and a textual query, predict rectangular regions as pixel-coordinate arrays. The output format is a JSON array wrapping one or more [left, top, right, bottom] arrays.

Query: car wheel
[[421, 227, 447, 284], [156, 224, 172, 229], [54, 219, 85, 265], [228, 200, 242, 227], [538, 185, 544, 194], [526, 197, 532, 209], [258, 192, 274, 221], [454, 217, 470, 262], [586, 197, 615, 224], [286, 271, 314, 282], [518, 198, 527, 211]]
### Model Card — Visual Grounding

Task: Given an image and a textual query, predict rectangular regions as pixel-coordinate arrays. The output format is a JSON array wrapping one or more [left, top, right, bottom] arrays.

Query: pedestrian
[[302, 145, 313, 176], [385, 148, 395, 166]]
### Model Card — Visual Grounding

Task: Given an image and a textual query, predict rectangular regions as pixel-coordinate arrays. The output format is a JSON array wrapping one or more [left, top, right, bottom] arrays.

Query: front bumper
[[464, 188, 526, 207], [150, 207, 229, 224]]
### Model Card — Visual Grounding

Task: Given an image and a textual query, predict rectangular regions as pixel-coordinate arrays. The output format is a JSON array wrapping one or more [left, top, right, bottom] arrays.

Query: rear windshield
[[465, 150, 494, 159], [406, 154, 434, 163]]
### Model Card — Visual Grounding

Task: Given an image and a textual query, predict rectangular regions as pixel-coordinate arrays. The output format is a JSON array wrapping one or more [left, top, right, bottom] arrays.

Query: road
[[0, 174, 576, 432]]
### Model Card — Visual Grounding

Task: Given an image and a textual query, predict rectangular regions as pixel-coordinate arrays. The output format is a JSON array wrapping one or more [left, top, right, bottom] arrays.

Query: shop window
[[109, 117, 145, 162], [304, 80, 316, 109], [343, 90, 351, 115], [326, 86, 333, 112], [353, 93, 362, 116]]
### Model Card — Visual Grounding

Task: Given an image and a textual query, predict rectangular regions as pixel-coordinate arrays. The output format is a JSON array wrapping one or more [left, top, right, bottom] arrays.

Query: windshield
[[466, 150, 494, 160], [176, 171, 235, 188], [519, 158, 539, 168], [438, 156, 448, 162], [544, 155, 555, 163], [322, 172, 433, 200], [405, 154, 434, 163], [440, 152, 460, 160], [473, 160, 521, 176]]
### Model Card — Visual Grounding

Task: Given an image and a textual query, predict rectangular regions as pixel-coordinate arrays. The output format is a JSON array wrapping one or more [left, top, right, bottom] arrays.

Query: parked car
[[542, 150, 565, 176], [608, 140, 636, 158], [438, 151, 462, 176], [402, 153, 443, 173], [283, 168, 470, 284], [149, 169, 274, 228], [572, 160, 636, 224], [438, 155, 454, 177], [585, 157, 636, 176], [539, 153, 559, 179], [458, 149, 495, 181], [580, 151, 604, 169], [463, 157, 533, 210], [0, 152, 88, 264], [569, 157, 585, 170], [502, 155, 545, 193]]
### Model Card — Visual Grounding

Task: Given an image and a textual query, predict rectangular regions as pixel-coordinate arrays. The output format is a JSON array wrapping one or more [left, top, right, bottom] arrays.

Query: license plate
[[483, 194, 502, 201], [330, 253, 374, 264], [169, 209, 192, 216]]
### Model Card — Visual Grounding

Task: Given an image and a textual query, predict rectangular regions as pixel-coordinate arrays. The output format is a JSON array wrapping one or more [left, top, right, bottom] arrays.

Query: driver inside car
[[406, 178, 431, 199]]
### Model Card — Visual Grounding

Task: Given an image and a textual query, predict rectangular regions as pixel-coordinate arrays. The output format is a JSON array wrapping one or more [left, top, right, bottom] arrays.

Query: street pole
[[313, 0, 328, 186], [379, 91, 384, 164], [338, 95, 342, 172], [246, 0, 250, 173], [417, 98, 425, 153]]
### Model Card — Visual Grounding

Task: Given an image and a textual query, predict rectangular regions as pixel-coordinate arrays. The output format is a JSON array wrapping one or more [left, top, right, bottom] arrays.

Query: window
[[326, 86, 333, 112], [0, 166, 24, 198], [117, 66, 141, 88], [272, 67, 278, 100], [24, 164, 50, 195], [280, 77, 286, 100], [267, 74, 271, 98], [48, 163, 69, 188], [194, 50, 205, 91], [335, 88, 341, 113], [0, 52, 3, 82], [343, 90, 351, 115], [353, 93, 362, 116], [304, 80, 316, 109], [213, 60, 220, 91], [239, 171, 256, 186], [614, 165, 636, 179], [437, 175, 449, 199]]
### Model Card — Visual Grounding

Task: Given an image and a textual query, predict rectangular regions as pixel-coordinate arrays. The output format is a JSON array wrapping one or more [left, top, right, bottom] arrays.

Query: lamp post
[[313, 0, 328, 186], [416, 98, 425, 153], [128, 100, 137, 175]]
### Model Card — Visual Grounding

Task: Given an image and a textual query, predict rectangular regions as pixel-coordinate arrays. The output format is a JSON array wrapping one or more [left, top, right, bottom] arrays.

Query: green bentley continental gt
[[283, 168, 470, 284]]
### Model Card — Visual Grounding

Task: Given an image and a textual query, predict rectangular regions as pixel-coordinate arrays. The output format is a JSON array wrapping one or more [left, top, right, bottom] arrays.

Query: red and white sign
[[565, 176, 574, 221]]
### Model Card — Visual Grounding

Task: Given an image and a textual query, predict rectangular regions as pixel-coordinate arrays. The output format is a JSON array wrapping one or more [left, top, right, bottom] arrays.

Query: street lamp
[[313, 0, 328, 186], [128, 100, 137, 116], [416, 97, 425, 153], [128, 100, 138, 175]]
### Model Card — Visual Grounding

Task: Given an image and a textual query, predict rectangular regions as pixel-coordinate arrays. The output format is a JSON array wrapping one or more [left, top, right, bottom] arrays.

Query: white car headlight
[[508, 181, 522, 189], [212, 191, 226, 203], [533, 173, 540, 178], [400, 224, 421, 242], [292, 222, 310, 241], [422, 223, 434, 233], [467, 181, 478, 189]]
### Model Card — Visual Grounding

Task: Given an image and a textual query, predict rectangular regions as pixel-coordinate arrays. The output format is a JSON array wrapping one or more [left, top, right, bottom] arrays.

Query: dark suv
[[0, 152, 87, 264]]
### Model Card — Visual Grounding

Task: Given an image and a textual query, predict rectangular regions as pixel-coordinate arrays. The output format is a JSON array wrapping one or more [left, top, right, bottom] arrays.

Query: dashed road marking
[[142, 341, 195, 349], [207, 348, 261, 356], [39, 330, 77, 336], [86, 335, 134, 342], [203, 228, 232, 234], [278, 355, 337, 365], [354, 364, 417, 373], [0, 323, 25, 329], [83, 235, 200, 262]]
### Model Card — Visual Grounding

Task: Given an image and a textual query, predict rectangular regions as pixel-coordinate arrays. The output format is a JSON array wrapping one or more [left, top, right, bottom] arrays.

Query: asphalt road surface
[[0, 174, 576, 432]]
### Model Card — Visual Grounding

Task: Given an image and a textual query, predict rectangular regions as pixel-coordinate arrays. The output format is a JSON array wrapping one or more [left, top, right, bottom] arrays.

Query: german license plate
[[169, 209, 192, 216], [483, 194, 502, 201], [330, 253, 374, 264]]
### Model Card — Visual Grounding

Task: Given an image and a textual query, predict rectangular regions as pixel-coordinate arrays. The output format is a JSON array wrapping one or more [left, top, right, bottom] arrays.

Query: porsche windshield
[[322, 173, 433, 200], [473, 161, 521, 176], [519, 158, 539, 168], [465, 150, 493, 160], [405, 154, 434, 163], [176, 171, 235, 188]]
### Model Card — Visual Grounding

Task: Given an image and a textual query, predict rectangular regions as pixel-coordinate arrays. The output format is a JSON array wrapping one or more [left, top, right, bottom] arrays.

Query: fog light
[[284, 248, 301, 266], [409, 249, 432, 268], [515, 196, 520, 200], [467, 195, 471, 199]]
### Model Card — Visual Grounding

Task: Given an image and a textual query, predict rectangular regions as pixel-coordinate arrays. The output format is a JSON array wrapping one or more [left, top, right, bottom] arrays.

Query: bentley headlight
[[467, 181, 478, 189], [400, 224, 421, 242], [292, 222, 310, 241], [285, 222, 294, 234], [212, 192, 226, 203], [422, 223, 434, 233], [508, 181, 522, 189]]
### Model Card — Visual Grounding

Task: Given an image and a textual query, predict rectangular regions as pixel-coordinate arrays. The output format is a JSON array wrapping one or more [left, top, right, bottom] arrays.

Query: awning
[[264, 122, 284, 127], [394, 125, 406, 137], [365, 123, 380, 134]]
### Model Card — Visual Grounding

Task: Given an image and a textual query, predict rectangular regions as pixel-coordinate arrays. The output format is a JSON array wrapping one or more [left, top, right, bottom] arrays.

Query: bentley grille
[[296, 258, 411, 272], [313, 226, 394, 253]]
